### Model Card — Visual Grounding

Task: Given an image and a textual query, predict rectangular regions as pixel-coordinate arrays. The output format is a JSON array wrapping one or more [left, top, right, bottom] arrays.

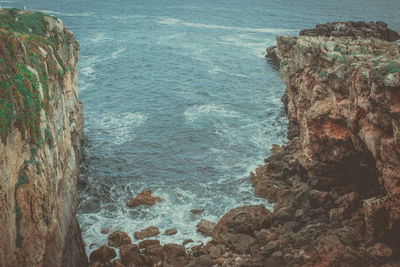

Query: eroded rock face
[[0, 10, 87, 266], [248, 21, 400, 266]]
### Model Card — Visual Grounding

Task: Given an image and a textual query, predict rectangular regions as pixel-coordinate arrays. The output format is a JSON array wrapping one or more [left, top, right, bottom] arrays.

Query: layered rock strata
[[0, 9, 87, 266]]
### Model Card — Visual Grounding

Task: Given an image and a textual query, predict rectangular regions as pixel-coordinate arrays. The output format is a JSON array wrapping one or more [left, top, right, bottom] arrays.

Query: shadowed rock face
[[0, 10, 87, 266]]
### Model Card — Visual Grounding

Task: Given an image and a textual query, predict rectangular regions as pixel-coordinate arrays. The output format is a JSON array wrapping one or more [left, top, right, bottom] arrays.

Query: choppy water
[[9, 0, 400, 256]]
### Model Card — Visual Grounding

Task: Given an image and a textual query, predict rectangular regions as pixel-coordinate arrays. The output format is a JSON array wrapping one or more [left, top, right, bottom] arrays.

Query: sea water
[[8, 0, 400, 255]]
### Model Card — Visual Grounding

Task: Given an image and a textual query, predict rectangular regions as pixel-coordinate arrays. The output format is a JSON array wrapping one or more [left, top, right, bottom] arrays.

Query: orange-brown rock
[[89, 245, 116, 263], [108, 231, 132, 247], [126, 190, 163, 208], [120, 244, 143, 266], [134, 226, 160, 240]]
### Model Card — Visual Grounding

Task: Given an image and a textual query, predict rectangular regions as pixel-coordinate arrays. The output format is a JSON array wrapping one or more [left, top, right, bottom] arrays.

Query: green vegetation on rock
[[0, 9, 67, 145]]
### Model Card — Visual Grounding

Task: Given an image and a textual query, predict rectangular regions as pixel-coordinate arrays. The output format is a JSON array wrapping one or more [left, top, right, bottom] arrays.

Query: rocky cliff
[[0, 9, 87, 266], [248, 22, 400, 266]]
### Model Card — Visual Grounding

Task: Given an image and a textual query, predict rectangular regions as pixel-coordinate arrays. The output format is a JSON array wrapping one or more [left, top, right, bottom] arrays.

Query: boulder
[[108, 231, 132, 247], [196, 219, 216, 237], [143, 243, 164, 265], [126, 190, 163, 208], [213, 205, 272, 243], [139, 239, 160, 249], [120, 244, 143, 266], [90, 245, 117, 263], [134, 226, 160, 240]]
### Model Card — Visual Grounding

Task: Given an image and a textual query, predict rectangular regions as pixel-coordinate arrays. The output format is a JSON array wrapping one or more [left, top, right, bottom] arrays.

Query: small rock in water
[[191, 209, 203, 214], [196, 219, 216, 237], [126, 189, 163, 208], [134, 226, 160, 239], [164, 228, 178, 235], [101, 228, 110, 234], [182, 239, 194, 246]]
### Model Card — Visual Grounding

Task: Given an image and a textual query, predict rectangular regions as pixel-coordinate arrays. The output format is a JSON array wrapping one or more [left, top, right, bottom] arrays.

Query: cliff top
[[299, 21, 400, 42], [0, 9, 76, 145]]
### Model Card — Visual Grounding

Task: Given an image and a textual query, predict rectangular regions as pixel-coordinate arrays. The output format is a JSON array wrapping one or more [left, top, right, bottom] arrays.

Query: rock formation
[[246, 21, 400, 266], [0, 9, 87, 266]]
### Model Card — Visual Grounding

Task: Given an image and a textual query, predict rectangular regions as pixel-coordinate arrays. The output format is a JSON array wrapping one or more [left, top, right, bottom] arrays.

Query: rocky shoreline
[[1, 8, 399, 266], [88, 21, 400, 267]]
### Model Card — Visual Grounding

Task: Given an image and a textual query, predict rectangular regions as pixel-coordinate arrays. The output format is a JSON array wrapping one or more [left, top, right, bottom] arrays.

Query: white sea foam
[[90, 32, 108, 43], [111, 48, 126, 59], [89, 112, 147, 145], [156, 17, 294, 33], [184, 104, 239, 122]]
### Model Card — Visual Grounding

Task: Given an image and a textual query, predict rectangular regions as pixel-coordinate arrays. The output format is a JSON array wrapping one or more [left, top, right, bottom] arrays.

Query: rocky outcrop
[[126, 189, 163, 208], [248, 22, 400, 266], [0, 9, 87, 266], [299, 21, 400, 41]]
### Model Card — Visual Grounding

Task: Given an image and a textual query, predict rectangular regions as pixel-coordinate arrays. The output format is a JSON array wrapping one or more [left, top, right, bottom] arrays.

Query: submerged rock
[[164, 228, 178, 235], [126, 190, 163, 208]]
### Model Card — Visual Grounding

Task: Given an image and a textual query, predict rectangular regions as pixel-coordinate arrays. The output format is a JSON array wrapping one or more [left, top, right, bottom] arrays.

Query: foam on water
[[156, 17, 295, 33], [86, 112, 147, 145]]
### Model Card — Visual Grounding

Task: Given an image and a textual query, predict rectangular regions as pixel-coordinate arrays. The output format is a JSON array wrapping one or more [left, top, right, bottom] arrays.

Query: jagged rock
[[197, 219, 216, 237], [108, 231, 132, 247], [164, 228, 178, 235], [120, 244, 143, 266], [139, 239, 160, 249], [134, 226, 160, 240], [213, 205, 272, 243], [126, 190, 163, 208], [90, 245, 117, 263]]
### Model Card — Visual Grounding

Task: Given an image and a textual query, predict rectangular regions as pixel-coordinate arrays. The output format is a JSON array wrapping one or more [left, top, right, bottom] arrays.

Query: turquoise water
[[9, 0, 400, 255]]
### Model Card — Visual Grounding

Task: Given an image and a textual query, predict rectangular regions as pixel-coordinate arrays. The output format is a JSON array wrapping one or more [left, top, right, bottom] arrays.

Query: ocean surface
[[8, 0, 400, 255]]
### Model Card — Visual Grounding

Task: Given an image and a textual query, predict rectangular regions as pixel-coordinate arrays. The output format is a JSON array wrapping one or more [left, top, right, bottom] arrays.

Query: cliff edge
[[0, 9, 87, 266]]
